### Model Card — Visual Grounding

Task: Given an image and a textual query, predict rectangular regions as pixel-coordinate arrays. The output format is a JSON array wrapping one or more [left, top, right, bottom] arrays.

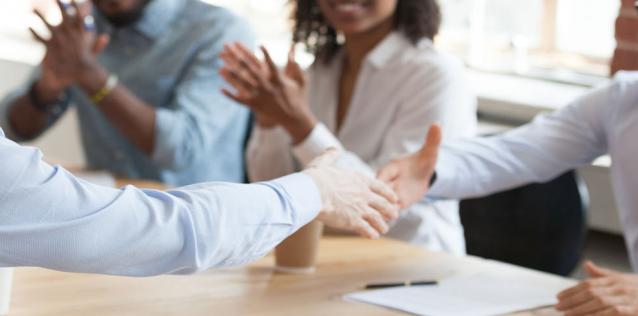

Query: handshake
[[304, 125, 441, 239]]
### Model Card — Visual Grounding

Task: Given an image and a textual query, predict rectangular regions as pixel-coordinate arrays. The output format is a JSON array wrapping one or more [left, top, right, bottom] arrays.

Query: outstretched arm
[[0, 134, 397, 276], [379, 81, 612, 205]]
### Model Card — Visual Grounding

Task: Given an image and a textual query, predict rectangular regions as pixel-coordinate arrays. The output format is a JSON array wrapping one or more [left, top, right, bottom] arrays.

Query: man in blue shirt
[[0, 0, 251, 186]]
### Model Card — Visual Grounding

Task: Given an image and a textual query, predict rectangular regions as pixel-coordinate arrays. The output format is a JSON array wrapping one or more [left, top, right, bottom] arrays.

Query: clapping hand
[[220, 42, 317, 144], [30, 0, 109, 93]]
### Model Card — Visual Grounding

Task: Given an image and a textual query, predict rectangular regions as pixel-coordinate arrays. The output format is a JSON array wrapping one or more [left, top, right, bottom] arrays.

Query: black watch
[[28, 81, 68, 114]]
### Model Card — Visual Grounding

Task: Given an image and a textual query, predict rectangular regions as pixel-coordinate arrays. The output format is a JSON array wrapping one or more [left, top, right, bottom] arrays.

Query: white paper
[[74, 171, 117, 188], [345, 273, 564, 316]]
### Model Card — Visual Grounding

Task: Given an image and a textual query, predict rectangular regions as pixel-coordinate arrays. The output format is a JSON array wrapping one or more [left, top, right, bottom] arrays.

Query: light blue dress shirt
[[430, 71, 638, 271], [0, 0, 252, 186], [0, 128, 321, 276]]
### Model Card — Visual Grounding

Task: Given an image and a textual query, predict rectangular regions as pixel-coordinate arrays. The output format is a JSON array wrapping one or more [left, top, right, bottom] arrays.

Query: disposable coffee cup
[[275, 220, 323, 274], [0, 268, 14, 316]]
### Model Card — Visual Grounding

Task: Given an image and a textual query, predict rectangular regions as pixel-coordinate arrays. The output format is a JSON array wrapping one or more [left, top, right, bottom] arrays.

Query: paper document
[[74, 171, 117, 188], [345, 273, 563, 316]]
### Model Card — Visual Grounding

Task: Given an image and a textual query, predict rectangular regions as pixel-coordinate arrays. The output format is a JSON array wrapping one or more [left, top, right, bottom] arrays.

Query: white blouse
[[247, 32, 477, 254]]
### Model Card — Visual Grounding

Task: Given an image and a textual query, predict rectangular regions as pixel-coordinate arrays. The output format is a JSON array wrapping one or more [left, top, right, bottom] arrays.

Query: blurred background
[[0, 0, 631, 275]]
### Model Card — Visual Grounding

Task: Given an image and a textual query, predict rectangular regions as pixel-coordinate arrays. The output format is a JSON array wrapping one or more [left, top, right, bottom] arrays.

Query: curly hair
[[292, 0, 441, 64]]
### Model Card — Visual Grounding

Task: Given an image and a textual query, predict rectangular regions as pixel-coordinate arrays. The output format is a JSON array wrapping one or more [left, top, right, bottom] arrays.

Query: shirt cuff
[[292, 123, 343, 167], [427, 149, 456, 199], [268, 173, 322, 231], [252, 125, 291, 147]]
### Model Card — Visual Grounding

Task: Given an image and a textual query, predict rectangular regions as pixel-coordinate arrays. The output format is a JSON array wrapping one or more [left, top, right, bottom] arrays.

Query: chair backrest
[[460, 171, 589, 276]]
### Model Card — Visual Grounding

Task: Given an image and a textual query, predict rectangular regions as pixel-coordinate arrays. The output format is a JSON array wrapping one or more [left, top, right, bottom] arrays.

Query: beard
[[100, 0, 152, 28]]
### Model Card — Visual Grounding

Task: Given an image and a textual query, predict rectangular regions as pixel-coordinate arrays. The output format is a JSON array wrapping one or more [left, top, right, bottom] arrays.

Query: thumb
[[419, 124, 442, 160], [585, 261, 616, 278], [92, 34, 110, 55], [307, 148, 340, 168]]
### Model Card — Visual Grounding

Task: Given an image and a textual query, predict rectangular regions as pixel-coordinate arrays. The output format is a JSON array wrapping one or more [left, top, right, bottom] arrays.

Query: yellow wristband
[[90, 74, 118, 104]]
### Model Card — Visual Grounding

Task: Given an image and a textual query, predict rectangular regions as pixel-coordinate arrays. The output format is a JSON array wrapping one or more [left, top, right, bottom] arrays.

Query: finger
[[556, 287, 595, 311], [419, 124, 442, 160], [33, 9, 54, 31], [224, 44, 267, 87], [369, 195, 399, 222], [260, 45, 282, 84], [368, 178, 399, 204], [220, 68, 258, 96], [592, 307, 619, 316], [222, 88, 251, 106], [377, 163, 400, 183], [92, 34, 110, 55], [70, 0, 84, 29], [586, 261, 618, 278], [29, 28, 48, 44], [306, 148, 340, 168], [363, 209, 389, 235], [56, 0, 72, 25], [561, 297, 609, 315], [559, 278, 615, 300], [354, 218, 380, 239], [234, 42, 264, 71]]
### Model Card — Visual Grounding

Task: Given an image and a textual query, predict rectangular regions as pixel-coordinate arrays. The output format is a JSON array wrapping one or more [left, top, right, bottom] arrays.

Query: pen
[[365, 280, 438, 290]]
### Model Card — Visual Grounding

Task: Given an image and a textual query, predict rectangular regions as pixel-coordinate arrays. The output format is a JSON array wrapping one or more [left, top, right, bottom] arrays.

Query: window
[[438, 0, 620, 85], [0, 0, 619, 85]]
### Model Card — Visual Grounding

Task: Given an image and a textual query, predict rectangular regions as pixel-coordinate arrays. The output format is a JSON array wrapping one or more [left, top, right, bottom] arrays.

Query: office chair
[[460, 171, 589, 276]]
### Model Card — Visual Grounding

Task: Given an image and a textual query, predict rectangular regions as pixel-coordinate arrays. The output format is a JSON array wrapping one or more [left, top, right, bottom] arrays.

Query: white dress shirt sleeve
[[430, 82, 611, 200], [246, 125, 299, 181], [0, 132, 321, 276]]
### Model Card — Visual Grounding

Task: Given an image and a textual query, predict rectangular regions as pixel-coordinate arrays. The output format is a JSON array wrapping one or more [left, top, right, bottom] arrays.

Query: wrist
[[34, 76, 66, 103], [286, 111, 317, 145], [77, 61, 109, 95], [302, 168, 330, 210]]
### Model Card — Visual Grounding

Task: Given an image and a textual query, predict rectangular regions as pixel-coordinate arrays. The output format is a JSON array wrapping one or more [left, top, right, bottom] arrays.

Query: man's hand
[[556, 261, 638, 315], [377, 124, 442, 209], [303, 149, 400, 239], [30, 0, 110, 96], [220, 42, 317, 144]]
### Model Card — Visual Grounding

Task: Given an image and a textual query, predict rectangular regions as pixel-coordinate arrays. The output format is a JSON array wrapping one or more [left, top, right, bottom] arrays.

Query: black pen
[[365, 280, 438, 290]]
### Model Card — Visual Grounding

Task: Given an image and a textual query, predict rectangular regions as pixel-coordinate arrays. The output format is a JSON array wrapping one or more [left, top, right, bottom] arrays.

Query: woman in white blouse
[[220, 0, 477, 254]]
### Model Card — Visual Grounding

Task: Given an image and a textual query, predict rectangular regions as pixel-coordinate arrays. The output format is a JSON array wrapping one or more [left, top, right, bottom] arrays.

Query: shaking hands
[[303, 149, 400, 239]]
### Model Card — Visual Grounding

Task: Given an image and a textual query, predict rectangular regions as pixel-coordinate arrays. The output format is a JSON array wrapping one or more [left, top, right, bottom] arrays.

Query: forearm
[[0, 139, 321, 275], [78, 65, 157, 154]]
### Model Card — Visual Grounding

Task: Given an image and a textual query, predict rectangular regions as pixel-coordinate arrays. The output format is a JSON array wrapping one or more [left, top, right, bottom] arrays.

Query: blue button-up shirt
[[0, 0, 252, 186], [0, 128, 321, 275]]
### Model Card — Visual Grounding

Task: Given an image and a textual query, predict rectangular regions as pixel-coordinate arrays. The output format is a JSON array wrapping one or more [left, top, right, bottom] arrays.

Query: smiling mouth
[[329, 0, 370, 16]]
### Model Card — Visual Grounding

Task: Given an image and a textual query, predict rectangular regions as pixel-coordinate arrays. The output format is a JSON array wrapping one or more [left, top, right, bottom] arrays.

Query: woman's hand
[[556, 261, 638, 315], [220, 43, 317, 143]]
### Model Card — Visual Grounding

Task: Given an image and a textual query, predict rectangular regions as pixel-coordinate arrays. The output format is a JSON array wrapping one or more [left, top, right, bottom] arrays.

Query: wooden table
[[9, 237, 573, 316]]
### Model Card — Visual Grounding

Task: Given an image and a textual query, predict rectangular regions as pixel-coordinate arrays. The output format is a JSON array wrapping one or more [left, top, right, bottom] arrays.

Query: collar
[[133, 0, 184, 39], [366, 32, 428, 69]]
